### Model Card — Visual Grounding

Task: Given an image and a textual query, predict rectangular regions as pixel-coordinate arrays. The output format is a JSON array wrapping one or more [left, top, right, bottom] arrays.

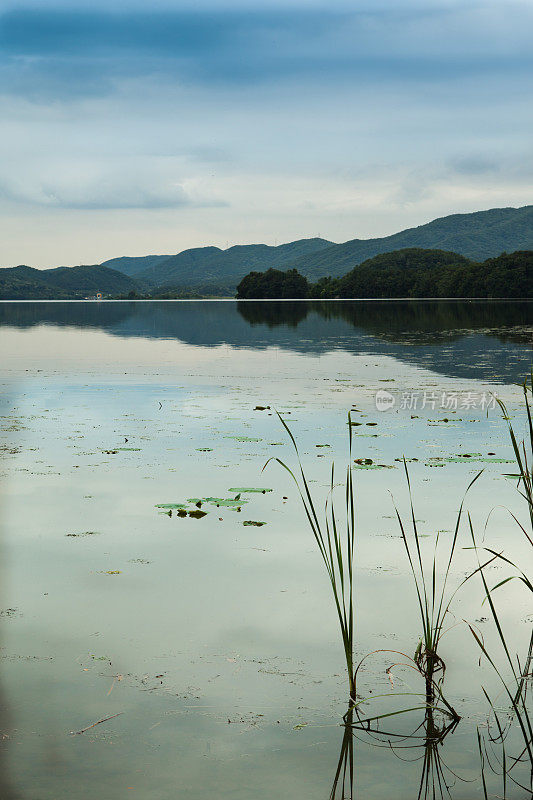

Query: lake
[[0, 299, 531, 799]]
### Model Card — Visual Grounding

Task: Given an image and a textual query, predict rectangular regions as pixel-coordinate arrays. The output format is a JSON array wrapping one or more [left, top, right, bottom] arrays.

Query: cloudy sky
[[0, 0, 531, 267]]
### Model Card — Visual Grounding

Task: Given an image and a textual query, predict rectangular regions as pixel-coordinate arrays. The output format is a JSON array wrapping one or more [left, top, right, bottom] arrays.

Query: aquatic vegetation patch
[[224, 435, 262, 442], [204, 497, 248, 507], [426, 454, 514, 465], [228, 487, 272, 493], [66, 530, 101, 537], [155, 503, 187, 510], [243, 520, 267, 527], [0, 608, 21, 618], [353, 458, 394, 469], [353, 463, 394, 470]]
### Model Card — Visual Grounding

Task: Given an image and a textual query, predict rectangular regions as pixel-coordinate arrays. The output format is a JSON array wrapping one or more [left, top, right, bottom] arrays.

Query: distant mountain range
[[284, 205, 533, 282], [0, 205, 531, 298], [0, 264, 138, 299], [101, 237, 334, 290], [102, 205, 533, 291]]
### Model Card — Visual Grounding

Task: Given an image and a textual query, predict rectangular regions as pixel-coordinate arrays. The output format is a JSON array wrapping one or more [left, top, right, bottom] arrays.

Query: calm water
[[0, 300, 531, 799]]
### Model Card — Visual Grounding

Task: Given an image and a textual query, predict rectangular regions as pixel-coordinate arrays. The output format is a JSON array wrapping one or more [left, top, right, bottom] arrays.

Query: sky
[[0, 0, 531, 267]]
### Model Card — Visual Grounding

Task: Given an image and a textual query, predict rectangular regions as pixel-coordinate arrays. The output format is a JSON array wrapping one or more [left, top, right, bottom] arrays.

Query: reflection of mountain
[[0, 300, 531, 384]]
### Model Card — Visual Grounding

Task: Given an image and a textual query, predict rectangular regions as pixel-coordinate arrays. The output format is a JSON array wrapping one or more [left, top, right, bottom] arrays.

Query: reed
[[496, 376, 533, 538], [266, 410, 357, 702], [393, 461, 482, 718], [468, 515, 533, 795]]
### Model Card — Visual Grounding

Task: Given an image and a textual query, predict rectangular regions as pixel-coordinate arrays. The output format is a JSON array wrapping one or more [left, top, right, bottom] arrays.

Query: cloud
[[0, 1, 530, 266], [0, 4, 531, 99], [0, 159, 227, 209]]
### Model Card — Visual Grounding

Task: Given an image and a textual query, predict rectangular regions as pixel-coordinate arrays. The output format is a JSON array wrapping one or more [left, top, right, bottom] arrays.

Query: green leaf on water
[[155, 503, 187, 510], [243, 520, 267, 527], [204, 497, 248, 507]]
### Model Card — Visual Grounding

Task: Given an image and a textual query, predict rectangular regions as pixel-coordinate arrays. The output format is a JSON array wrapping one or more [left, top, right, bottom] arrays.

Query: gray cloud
[[0, 161, 227, 209], [0, 4, 531, 100]]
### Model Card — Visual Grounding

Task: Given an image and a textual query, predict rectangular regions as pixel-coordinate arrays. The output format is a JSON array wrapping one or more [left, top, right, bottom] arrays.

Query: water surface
[[0, 300, 531, 799]]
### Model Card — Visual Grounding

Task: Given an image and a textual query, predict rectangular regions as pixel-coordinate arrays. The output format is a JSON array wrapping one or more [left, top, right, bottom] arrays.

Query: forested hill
[[283, 206, 533, 281], [236, 249, 533, 299], [100, 254, 171, 278], [102, 238, 334, 289], [101, 205, 532, 290], [0, 264, 139, 299]]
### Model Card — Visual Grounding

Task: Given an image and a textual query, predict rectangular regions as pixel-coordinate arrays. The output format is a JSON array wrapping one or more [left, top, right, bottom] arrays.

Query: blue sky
[[0, 1, 531, 266]]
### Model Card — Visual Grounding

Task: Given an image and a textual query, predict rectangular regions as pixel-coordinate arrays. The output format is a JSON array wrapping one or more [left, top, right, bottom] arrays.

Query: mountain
[[119, 238, 334, 289], [0, 264, 139, 299], [103, 206, 532, 290], [100, 254, 172, 278], [284, 205, 533, 281]]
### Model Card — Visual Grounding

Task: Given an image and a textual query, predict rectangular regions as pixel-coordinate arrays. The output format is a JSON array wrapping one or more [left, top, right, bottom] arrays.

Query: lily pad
[[243, 520, 267, 527], [155, 503, 187, 510], [204, 497, 248, 507], [188, 509, 208, 519], [429, 455, 514, 464]]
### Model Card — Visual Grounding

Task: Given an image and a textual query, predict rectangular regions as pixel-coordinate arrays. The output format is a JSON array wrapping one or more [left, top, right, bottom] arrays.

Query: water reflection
[[0, 680, 21, 799], [240, 299, 532, 343], [0, 299, 531, 383], [331, 706, 461, 800]]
